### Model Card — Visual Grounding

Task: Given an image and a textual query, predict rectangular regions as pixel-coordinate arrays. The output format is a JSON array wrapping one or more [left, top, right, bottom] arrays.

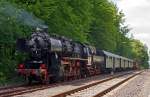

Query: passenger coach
[[92, 50, 134, 73]]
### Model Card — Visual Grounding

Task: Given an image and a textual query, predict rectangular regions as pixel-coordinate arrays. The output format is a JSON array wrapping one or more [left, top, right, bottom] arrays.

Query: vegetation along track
[[51, 71, 142, 97]]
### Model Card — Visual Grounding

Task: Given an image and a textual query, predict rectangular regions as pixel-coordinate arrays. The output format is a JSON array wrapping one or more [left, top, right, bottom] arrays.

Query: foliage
[[130, 39, 149, 68]]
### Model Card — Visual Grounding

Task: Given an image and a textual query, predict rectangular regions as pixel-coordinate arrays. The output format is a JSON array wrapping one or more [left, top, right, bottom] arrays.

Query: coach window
[[106, 56, 109, 65]]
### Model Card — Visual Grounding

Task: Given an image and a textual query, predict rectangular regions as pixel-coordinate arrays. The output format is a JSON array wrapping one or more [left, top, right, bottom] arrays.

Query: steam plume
[[0, 1, 47, 28]]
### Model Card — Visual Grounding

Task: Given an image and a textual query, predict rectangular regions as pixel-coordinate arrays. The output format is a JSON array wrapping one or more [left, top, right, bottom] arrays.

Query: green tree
[[130, 40, 149, 68]]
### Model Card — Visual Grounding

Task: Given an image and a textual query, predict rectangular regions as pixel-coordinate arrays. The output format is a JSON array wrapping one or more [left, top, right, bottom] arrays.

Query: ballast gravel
[[103, 70, 150, 97]]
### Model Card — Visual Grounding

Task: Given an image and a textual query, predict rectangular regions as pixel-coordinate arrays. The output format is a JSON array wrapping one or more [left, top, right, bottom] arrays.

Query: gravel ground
[[67, 74, 131, 97], [14, 74, 111, 97], [14, 72, 130, 97], [103, 70, 150, 97]]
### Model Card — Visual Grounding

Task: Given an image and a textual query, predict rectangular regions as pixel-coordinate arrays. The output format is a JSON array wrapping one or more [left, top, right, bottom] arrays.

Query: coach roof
[[102, 50, 133, 61], [102, 50, 121, 58]]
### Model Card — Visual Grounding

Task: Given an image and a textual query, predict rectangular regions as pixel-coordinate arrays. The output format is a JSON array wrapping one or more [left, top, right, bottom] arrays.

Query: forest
[[0, 0, 149, 84]]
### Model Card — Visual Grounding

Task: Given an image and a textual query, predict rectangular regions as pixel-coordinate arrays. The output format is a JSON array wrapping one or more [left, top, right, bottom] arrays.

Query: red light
[[18, 64, 24, 69], [31, 69, 35, 75], [40, 64, 46, 69]]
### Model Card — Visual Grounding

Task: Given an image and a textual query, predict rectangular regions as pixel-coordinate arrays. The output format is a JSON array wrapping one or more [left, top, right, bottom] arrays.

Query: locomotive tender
[[16, 28, 136, 84]]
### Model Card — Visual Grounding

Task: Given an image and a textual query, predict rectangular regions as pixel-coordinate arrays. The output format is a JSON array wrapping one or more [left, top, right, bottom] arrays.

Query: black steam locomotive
[[16, 28, 137, 84]]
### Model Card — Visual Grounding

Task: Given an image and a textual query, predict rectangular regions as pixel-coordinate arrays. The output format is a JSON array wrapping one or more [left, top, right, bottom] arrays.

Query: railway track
[[0, 71, 140, 97], [0, 84, 25, 91], [0, 74, 109, 97], [0, 83, 59, 97], [51, 71, 142, 97]]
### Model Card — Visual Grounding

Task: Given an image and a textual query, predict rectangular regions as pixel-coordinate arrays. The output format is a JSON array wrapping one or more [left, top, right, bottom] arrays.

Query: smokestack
[[36, 27, 42, 32], [35, 26, 48, 33], [42, 26, 48, 33]]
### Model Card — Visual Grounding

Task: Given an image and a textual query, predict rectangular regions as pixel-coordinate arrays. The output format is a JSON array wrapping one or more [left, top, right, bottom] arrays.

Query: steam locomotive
[[16, 28, 137, 84]]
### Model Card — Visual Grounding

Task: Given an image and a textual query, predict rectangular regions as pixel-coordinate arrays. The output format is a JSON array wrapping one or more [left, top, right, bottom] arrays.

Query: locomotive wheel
[[28, 76, 33, 85], [49, 76, 56, 83], [38, 74, 50, 84], [43, 77, 50, 84]]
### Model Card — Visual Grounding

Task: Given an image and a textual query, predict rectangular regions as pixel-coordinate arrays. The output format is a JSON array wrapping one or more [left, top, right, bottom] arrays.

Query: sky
[[113, 0, 150, 49]]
